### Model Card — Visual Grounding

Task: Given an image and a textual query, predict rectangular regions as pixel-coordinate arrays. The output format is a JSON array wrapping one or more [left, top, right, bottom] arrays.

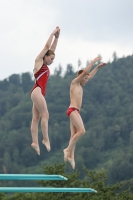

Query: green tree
[[3, 163, 133, 200]]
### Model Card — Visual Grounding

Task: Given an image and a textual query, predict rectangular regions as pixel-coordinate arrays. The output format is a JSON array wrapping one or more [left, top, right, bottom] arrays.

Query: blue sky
[[0, 0, 133, 80]]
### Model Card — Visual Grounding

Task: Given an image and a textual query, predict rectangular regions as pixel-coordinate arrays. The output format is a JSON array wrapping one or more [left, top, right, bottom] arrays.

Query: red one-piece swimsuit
[[31, 65, 50, 96]]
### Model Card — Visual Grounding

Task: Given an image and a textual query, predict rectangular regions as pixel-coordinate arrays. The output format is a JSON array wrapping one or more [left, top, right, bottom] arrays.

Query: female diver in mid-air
[[64, 56, 106, 169], [30, 27, 60, 155]]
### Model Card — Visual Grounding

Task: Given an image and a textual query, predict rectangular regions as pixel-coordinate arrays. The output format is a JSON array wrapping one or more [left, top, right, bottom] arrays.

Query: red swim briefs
[[66, 107, 80, 117]]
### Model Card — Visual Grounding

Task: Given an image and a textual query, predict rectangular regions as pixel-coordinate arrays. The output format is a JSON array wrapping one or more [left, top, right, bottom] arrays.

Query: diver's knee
[[42, 111, 49, 120], [31, 115, 40, 125], [80, 129, 86, 136]]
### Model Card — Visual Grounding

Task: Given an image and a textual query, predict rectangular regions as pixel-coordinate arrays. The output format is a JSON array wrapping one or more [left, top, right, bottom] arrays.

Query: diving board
[[0, 187, 97, 193], [0, 174, 67, 181], [0, 174, 97, 193]]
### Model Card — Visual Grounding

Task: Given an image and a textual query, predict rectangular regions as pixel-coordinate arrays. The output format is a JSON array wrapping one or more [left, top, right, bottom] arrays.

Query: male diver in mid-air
[[64, 56, 106, 169]]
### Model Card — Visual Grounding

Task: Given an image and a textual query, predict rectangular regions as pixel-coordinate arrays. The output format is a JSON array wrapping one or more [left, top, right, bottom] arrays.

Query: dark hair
[[77, 69, 83, 76], [77, 69, 89, 76]]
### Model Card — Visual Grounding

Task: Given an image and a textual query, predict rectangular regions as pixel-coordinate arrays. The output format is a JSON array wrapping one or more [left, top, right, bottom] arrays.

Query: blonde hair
[[45, 50, 55, 56], [43, 50, 55, 60]]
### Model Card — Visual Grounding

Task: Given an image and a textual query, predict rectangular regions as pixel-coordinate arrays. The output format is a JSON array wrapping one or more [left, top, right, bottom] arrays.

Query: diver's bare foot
[[31, 143, 40, 155], [63, 149, 70, 162], [42, 140, 51, 152], [68, 158, 75, 169]]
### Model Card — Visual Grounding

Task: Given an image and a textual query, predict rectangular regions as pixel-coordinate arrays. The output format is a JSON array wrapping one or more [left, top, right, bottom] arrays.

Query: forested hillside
[[0, 54, 133, 187]]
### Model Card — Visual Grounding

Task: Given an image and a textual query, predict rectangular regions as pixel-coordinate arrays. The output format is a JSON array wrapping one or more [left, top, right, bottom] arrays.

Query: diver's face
[[80, 75, 89, 86], [44, 54, 55, 65]]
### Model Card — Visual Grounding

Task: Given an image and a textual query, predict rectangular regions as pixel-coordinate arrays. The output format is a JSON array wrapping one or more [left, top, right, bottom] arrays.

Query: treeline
[[0, 54, 133, 187], [1, 163, 133, 200]]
